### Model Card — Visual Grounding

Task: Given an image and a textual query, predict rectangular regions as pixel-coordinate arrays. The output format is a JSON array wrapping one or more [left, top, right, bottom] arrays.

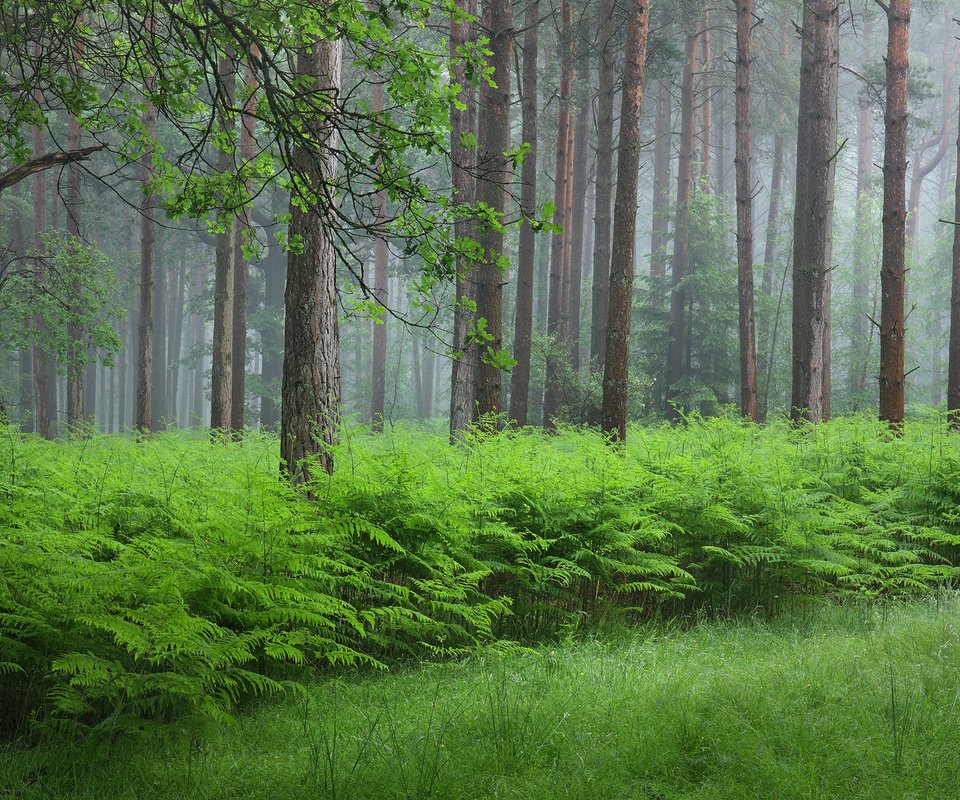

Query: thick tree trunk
[[210, 53, 236, 432], [280, 37, 343, 481], [699, 15, 712, 185], [136, 47, 157, 434], [231, 52, 259, 433], [589, 0, 616, 370], [790, 0, 839, 423], [878, 0, 911, 430], [735, 0, 758, 421], [371, 79, 389, 431], [473, 0, 512, 422], [543, 0, 575, 427], [65, 113, 83, 429], [449, 0, 479, 440], [667, 32, 698, 414], [508, 0, 539, 426], [568, 50, 591, 374], [600, 0, 650, 442]]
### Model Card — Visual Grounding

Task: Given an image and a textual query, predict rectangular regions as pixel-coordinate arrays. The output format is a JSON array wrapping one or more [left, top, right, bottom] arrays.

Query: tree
[[735, 0, 758, 420], [600, 0, 650, 442], [371, 78, 389, 432], [508, 0, 539, 427], [878, 0, 911, 430], [949, 80, 960, 428], [280, 35, 343, 481], [473, 0, 512, 421], [790, 0, 839, 423]]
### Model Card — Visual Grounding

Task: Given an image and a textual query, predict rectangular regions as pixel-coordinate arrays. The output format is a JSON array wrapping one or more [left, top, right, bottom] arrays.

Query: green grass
[[4, 601, 960, 799]]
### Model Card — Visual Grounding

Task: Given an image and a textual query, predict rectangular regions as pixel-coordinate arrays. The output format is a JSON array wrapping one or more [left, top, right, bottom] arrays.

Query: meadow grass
[[4, 600, 960, 799]]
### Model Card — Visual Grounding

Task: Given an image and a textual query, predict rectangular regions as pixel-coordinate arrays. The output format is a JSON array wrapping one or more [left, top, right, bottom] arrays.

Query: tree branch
[[0, 145, 105, 193]]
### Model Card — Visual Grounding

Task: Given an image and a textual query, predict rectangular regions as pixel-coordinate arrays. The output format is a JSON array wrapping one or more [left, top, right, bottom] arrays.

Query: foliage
[[2, 415, 960, 739]]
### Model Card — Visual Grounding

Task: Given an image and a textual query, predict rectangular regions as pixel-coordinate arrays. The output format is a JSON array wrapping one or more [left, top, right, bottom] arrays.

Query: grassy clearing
[[3, 601, 960, 799]]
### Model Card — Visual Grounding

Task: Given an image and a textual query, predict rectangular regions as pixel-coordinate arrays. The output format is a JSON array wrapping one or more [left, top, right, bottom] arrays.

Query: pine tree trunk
[[735, 0, 758, 421], [449, 0, 479, 440], [152, 237, 167, 427], [210, 52, 236, 433], [600, 0, 650, 442], [790, 0, 839, 423], [168, 258, 186, 426], [543, 0, 575, 428], [259, 228, 285, 429], [667, 32, 698, 414], [568, 49, 591, 374], [31, 120, 51, 439], [508, 0, 539, 426], [651, 75, 672, 282], [589, 0, 615, 370], [699, 16, 712, 185], [281, 37, 343, 481], [948, 81, 960, 427], [878, 0, 911, 431], [65, 30, 84, 430], [474, 0, 512, 422]]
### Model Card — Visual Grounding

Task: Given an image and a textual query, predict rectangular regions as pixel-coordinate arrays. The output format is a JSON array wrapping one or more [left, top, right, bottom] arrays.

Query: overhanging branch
[[0, 145, 105, 193]]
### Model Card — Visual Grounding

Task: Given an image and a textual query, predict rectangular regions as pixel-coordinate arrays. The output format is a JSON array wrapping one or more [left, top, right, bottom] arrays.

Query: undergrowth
[[2, 413, 959, 739]]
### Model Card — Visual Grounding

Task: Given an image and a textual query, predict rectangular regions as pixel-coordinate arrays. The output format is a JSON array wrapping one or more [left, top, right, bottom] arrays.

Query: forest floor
[[4, 601, 960, 800]]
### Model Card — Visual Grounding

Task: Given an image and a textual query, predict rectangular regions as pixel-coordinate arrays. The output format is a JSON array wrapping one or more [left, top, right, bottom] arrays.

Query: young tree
[[600, 0, 651, 442], [878, 0, 911, 430], [790, 0, 839, 423]]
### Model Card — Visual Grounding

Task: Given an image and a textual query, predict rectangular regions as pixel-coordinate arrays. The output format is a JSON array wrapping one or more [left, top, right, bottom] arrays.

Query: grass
[[4, 600, 960, 799]]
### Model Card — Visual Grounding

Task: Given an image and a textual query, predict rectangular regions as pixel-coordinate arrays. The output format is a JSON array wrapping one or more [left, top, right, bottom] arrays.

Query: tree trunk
[[589, 0, 616, 370], [210, 53, 236, 432], [473, 0, 512, 421], [508, 0, 539, 426], [280, 37, 343, 481], [543, 0, 575, 428], [878, 0, 911, 430], [152, 236, 167, 427], [259, 226, 285, 429], [231, 52, 259, 433], [65, 113, 83, 428], [790, 0, 839, 423], [568, 51, 591, 374], [667, 31, 698, 413], [449, 0, 479, 440], [735, 0, 759, 421], [168, 258, 186, 426], [371, 79, 389, 431], [699, 15, 712, 185], [600, 0, 650, 442], [650, 74, 672, 282], [948, 81, 960, 427], [30, 119, 51, 439]]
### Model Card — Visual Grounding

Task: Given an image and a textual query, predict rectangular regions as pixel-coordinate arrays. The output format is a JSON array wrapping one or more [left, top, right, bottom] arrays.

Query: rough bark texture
[[790, 0, 839, 423], [949, 82, 960, 427], [667, 32, 698, 414], [543, 0, 575, 428], [878, 0, 911, 430], [508, 0, 539, 426], [231, 52, 259, 433], [699, 16, 712, 184], [280, 37, 343, 481], [449, 0, 479, 440], [735, 0, 758, 421], [473, 0, 512, 421], [135, 70, 157, 434], [600, 0, 650, 443], [210, 54, 236, 432], [371, 79, 389, 431], [588, 0, 616, 369]]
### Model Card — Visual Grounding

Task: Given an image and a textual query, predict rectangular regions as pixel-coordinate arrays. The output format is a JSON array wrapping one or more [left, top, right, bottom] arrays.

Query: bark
[[65, 68, 84, 429], [790, 0, 839, 424], [588, 0, 616, 369], [735, 0, 759, 421], [210, 53, 236, 432], [135, 29, 157, 434], [168, 258, 186, 425], [473, 0, 512, 421], [280, 36, 343, 481], [543, 0, 575, 427], [878, 0, 911, 430], [371, 79, 389, 431], [568, 49, 591, 373], [190, 262, 207, 426], [667, 32, 698, 412], [699, 15, 712, 184], [259, 227, 285, 428], [508, 0, 539, 426], [449, 0, 479, 440], [152, 236, 167, 426], [231, 52, 259, 433], [600, 0, 650, 442], [948, 82, 960, 427], [0, 146, 103, 194]]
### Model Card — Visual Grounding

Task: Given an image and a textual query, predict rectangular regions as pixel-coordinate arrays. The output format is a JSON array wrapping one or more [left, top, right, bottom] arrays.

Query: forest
[[2, 0, 960, 797]]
